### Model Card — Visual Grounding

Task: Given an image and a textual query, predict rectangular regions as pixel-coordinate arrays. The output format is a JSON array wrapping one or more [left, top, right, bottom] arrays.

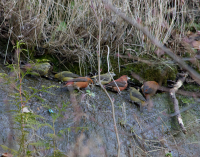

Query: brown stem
[[91, 1, 121, 156]]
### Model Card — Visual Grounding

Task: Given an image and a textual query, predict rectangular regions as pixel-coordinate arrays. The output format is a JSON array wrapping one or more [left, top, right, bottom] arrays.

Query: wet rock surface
[[0, 62, 200, 156]]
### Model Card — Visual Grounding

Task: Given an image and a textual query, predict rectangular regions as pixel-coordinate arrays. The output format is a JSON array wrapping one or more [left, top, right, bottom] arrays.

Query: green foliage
[[1, 41, 75, 156], [165, 153, 173, 157], [86, 89, 95, 97], [0, 145, 18, 155], [180, 97, 195, 104], [183, 84, 200, 92], [35, 58, 50, 63], [57, 21, 67, 32], [49, 150, 66, 157], [185, 23, 200, 32]]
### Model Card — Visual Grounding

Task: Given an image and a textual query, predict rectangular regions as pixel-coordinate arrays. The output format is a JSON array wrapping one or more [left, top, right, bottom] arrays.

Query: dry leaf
[[155, 48, 165, 57], [1, 153, 13, 157], [22, 107, 30, 113], [192, 41, 200, 50]]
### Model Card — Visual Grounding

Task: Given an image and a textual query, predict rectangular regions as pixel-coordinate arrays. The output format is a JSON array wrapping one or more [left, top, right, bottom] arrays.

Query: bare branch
[[91, 2, 121, 156], [102, 1, 200, 85], [169, 74, 188, 134]]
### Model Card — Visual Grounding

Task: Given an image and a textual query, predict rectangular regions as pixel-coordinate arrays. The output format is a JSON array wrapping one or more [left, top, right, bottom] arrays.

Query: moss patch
[[101, 55, 177, 85], [183, 84, 200, 92]]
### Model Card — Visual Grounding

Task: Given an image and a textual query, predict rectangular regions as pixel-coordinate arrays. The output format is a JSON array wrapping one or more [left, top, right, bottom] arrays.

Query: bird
[[141, 81, 159, 97], [104, 75, 130, 92], [141, 81, 159, 111], [54, 71, 80, 82], [20, 62, 52, 77], [91, 72, 116, 85], [64, 77, 93, 90], [129, 87, 147, 111]]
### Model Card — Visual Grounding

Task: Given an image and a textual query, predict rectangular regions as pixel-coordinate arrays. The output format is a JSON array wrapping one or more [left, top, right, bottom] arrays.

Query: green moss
[[165, 153, 173, 157], [183, 84, 200, 92], [101, 55, 177, 85], [170, 95, 196, 131], [185, 23, 200, 32], [21, 45, 178, 82], [177, 94, 196, 105]]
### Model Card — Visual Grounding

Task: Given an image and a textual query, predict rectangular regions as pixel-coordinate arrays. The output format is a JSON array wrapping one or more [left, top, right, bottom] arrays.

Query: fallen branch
[[169, 73, 188, 134], [102, 1, 200, 85], [131, 71, 200, 98]]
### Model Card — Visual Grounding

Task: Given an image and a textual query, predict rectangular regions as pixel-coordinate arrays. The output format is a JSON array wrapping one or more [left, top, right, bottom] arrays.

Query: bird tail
[[104, 85, 110, 90], [104, 85, 111, 90], [144, 95, 154, 112], [63, 81, 73, 87], [104, 86, 119, 92], [140, 101, 148, 112]]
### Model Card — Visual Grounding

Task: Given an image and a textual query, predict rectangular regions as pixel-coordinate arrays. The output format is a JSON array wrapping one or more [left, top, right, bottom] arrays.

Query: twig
[[169, 73, 188, 134], [106, 45, 121, 94], [91, 1, 121, 156], [4, 27, 12, 65], [130, 71, 145, 83], [118, 54, 154, 66]]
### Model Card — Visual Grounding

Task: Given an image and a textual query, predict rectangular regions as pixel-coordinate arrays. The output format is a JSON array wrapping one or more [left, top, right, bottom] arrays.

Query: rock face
[[0, 61, 199, 156]]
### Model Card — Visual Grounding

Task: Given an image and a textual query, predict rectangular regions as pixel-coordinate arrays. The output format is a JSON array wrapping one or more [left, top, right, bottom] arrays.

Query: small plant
[[165, 153, 173, 157], [1, 41, 67, 156]]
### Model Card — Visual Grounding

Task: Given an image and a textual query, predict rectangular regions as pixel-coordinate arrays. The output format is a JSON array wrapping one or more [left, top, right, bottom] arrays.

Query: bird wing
[[131, 91, 146, 101], [56, 72, 80, 78], [143, 87, 155, 94], [99, 75, 111, 81], [69, 77, 89, 82], [64, 73, 80, 78], [106, 81, 126, 87], [92, 74, 110, 80]]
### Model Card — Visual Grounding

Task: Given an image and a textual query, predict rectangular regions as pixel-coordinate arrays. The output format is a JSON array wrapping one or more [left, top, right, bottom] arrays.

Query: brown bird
[[64, 77, 93, 90], [141, 81, 159, 111], [141, 81, 159, 97], [129, 87, 147, 111], [105, 75, 130, 92]]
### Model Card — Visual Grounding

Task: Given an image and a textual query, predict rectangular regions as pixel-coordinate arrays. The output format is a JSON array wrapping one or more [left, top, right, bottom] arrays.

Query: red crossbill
[[141, 81, 159, 98], [64, 77, 93, 90], [141, 81, 159, 111], [105, 75, 130, 92]]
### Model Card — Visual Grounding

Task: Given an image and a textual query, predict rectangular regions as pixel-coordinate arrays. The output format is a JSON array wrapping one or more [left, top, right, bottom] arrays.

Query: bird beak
[[127, 77, 131, 80], [111, 73, 116, 76]]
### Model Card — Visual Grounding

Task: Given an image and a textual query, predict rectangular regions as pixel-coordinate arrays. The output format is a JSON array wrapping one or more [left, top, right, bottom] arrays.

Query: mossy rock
[[101, 55, 177, 85], [25, 47, 178, 83]]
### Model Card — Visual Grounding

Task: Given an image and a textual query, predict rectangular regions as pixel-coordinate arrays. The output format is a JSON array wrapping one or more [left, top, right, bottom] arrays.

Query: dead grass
[[0, 0, 199, 70]]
